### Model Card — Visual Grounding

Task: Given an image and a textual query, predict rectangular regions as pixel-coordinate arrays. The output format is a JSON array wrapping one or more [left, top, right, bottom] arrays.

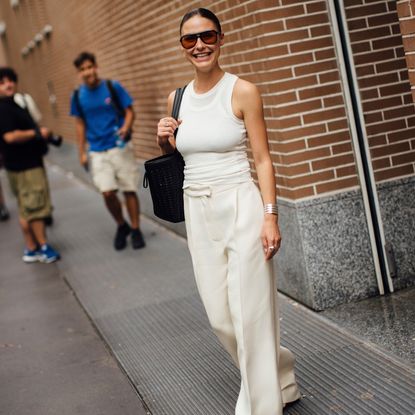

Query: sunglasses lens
[[180, 31, 219, 49], [181, 35, 197, 49], [201, 31, 218, 44]]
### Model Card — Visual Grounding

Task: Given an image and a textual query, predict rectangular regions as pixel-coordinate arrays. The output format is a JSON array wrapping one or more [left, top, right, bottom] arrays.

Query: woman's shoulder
[[232, 75, 261, 101]]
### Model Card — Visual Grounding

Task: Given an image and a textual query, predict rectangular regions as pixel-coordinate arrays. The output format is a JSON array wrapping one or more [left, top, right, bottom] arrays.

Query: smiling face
[[180, 15, 224, 73], [78, 59, 99, 87], [0, 77, 16, 97]]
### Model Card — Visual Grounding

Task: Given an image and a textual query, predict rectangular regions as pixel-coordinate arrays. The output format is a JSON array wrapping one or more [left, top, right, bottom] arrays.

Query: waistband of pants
[[183, 179, 252, 198]]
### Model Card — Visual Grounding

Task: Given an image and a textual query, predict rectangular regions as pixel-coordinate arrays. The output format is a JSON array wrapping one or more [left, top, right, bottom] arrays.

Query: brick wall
[[345, 0, 415, 183], [0, 0, 414, 201], [397, 0, 415, 98]]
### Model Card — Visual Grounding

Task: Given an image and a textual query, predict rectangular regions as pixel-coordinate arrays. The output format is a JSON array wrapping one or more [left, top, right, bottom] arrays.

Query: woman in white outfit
[[157, 8, 300, 415]]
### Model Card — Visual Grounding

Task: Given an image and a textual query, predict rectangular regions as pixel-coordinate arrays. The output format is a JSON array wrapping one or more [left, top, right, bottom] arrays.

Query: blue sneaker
[[39, 244, 60, 263], [22, 248, 43, 263]]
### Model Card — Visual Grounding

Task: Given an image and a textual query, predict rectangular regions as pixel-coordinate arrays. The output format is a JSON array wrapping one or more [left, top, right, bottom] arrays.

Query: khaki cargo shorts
[[89, 144, 140, 193], [8, 166, 52, 221]]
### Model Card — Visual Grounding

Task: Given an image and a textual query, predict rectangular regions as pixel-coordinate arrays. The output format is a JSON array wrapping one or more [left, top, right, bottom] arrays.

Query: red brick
[[286, 13, 329, 30], [318, 72, 341, 85], [294, 59, 338, 77], [290, 36, 333, 53], [324, 95, 345, 108], [391, 151, 415, 165], [384, 105, 415, 119], [280, 124, 327, 141], [314, 48, 336, 60], [363, 96, 402, 111], [346, 3, 387, 19], [376, 58, 407, 73], [299, 83, 341, 100], [387, 127, 415, 142], [336, 165, 357, 178], [316, 177, 359, 193], [282, 147, 331, 164], [333, 142, 353, 155], [372, 157, 391, 170], [354, 49, 395, 66], [286, 170, 335, 187], [277, 99, 322, 117], [379, 82, 411, 97], [276, 163, 310, 177], [303, 107, 346, 124], [400, 17, 415, 34], [368, 12, 398, 28], [312, 154, 355, 171], [397, 1, 411, 18], [374, 164, 414, 181], [366, 119, 407, 135], [310, 25, 331, 37], [328, 119, 349, 131], [272, 140, 307, 153], [369, 135, 388, 147], [358, 73, 400, 89], [306, 2, 327, 14], [349, 26, 391, 43], [308, 131, 350, 148], [370, 141, 411, 158]]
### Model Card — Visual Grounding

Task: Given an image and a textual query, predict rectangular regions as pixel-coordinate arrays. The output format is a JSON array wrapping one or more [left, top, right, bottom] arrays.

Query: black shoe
[[131, 228, 145, 249], [0, 205, 9, 221], [114, 222, 131, 250]]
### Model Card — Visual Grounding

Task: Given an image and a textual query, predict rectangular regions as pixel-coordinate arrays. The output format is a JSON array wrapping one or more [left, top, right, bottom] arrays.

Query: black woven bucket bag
[[143, 86, 187, 223]]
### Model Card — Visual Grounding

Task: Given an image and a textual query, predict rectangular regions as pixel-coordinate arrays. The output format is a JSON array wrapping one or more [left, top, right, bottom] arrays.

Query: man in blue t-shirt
[[70, 52, 145, 250]]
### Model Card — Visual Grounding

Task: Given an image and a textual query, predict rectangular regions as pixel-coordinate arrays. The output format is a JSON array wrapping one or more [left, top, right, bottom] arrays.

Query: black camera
[[47, 134, 63, 147]]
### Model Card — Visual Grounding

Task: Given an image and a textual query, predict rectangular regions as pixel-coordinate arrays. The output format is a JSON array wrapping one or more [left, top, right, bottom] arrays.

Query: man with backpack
[[0, 67, 60, 263], [70, 52, 145, 250]]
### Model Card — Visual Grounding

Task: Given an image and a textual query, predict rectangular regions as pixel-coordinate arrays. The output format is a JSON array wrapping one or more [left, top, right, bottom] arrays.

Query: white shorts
[[89, 145, 140, 193]]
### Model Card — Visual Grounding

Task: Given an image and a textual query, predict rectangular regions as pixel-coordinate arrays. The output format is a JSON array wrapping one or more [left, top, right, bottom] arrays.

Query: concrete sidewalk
[[1, 163, 415, 415], [0, 174, 148, 415]]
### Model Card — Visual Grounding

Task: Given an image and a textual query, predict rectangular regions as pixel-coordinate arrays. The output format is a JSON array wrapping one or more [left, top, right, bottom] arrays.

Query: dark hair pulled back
[[179, 8, 222, 34]]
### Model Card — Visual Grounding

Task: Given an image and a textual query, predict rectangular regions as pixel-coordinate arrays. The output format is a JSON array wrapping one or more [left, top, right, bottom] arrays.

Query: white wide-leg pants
[[184, 180, 300, 415]]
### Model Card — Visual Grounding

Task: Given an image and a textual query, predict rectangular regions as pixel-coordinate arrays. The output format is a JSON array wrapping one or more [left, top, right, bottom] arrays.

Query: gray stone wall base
[[47, 142, 415, 311]]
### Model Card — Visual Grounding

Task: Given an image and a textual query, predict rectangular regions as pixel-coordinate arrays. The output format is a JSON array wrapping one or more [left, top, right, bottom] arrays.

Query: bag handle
[[171, 85, 187, 139]]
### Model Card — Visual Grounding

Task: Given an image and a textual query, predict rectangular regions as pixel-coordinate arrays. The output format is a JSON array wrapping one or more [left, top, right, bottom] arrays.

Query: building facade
[[0, 0, 414, 309]]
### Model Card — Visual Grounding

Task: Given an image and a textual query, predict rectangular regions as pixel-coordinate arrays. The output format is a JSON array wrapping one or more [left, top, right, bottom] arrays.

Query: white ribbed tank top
[[176, 72, 252, 186]]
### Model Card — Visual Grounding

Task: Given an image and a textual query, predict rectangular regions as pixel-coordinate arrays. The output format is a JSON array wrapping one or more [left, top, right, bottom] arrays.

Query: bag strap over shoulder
[[73, 88, 86, 121], [172, 85, 187, 139], [106, 80, 125, 119]]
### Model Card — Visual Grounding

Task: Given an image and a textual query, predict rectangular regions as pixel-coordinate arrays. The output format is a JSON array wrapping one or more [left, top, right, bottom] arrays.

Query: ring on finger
[[268, 246, 275, 251]]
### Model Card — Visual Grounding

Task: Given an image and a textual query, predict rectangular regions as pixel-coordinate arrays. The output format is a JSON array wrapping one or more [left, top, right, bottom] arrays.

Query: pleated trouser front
[[184, 180, 300, 415]]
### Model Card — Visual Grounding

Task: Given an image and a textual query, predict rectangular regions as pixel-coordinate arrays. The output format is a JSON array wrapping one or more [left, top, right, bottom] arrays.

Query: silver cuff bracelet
[[264, 203, 278, 215]]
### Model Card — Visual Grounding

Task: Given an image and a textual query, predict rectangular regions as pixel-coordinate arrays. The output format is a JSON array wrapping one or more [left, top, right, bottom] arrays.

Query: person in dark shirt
[[0, 67, 60, 263]]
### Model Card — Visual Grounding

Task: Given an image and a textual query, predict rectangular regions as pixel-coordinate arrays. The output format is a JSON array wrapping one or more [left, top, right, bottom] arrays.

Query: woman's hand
[[261, 215, 282, 261], [157, 117, 181, 154]]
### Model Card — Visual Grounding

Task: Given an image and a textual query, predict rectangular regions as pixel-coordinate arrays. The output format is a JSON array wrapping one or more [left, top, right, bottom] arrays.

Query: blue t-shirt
[[70, 80, 133, 152]]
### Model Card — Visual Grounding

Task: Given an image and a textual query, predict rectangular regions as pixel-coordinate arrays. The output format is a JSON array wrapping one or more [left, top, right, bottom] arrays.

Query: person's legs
[[30, 218, 47, 246], [102, 190, 132, 250], [123, 191, 139, 229], [19, 216, 38, 251], [102, 190, 125, 225], [184, 188, 239, 365], [227, 182, 300, 415], [9, 167, 59, 263], [123, 191, 145, 249]]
